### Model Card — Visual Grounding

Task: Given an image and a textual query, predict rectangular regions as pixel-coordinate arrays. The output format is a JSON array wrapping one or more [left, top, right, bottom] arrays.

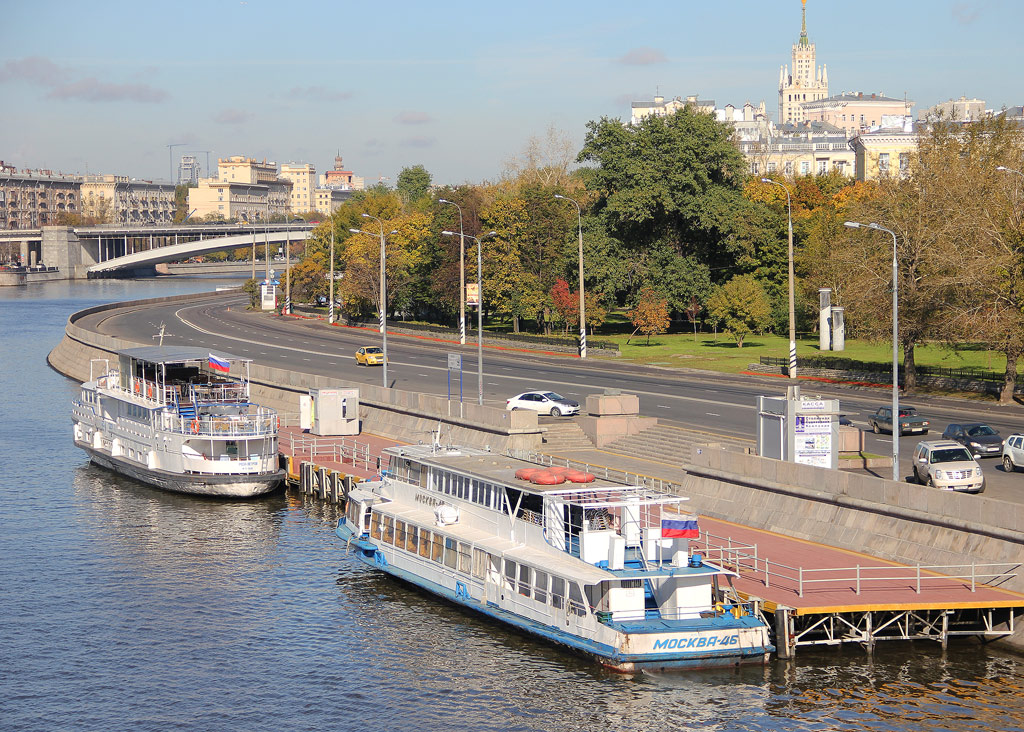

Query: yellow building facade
[[849, 132, 919, 181]]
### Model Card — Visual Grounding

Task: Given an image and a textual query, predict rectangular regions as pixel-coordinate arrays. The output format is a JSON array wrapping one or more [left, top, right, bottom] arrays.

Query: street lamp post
[[350, 214, 396, 389], [762, 178, 797, 380], [438, 199, 467, 345], [845, 220, 900, 482], [442, 230, 496, 405], [328, 225, 335, 324], [554, 195, 587, 358]]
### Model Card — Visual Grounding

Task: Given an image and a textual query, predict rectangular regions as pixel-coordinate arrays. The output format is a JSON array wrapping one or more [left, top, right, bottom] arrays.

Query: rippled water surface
[[2, 279, 1023, 732]]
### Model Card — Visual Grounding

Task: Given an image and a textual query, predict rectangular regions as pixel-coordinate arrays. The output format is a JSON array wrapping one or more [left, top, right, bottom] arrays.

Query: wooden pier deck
[[277, 427, 406, 498], [691, 515, 1023, 655]]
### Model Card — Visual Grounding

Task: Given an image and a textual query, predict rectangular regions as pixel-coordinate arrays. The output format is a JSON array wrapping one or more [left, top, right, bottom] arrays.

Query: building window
[[817, 160, 828, 175], [878, 153, 890, 173], [800, 161, 810, 175], [899, 153, 910, 172], [785, 162, 793, 175], [767, 162, 777, 173], [750, 162, 759, 175]]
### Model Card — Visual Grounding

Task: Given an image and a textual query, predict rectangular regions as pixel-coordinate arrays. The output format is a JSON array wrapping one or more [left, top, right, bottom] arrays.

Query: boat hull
[[337, 522, 770, 671], [81, 443, 284, 498]]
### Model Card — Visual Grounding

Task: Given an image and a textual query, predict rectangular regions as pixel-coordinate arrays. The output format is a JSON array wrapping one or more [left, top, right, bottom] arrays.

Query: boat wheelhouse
[[71, 346, 284, 497], [337, 444, 773, 671]]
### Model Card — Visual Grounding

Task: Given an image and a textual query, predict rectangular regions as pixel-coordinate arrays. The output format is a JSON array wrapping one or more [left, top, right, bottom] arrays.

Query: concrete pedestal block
[[586, 393, 640, 417]]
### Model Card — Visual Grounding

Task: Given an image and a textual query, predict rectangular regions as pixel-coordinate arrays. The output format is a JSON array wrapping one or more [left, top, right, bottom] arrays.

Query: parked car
[[941, 423, 1003, 458], [868, 406, 929, 435], [1002, 433, 1024, 473], [911, 440, 985, 493], [355, 346, 386, 366], [506, 391, 580, 417]]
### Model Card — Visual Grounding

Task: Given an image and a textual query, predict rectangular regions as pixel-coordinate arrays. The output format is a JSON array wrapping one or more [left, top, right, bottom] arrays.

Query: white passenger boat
[[336, 444, 774, 671], [72, 347, 284, 497]]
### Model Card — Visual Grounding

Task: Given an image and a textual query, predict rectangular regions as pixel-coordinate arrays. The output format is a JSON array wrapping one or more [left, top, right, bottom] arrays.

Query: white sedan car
[[506, 391, 580, 417]]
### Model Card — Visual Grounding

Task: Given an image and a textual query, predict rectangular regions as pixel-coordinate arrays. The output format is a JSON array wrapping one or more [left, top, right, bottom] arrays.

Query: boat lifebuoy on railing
[[190, 419, 200, 434]]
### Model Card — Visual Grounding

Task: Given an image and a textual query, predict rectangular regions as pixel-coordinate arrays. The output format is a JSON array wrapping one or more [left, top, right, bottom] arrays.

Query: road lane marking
[[173, 303, 758, 413]]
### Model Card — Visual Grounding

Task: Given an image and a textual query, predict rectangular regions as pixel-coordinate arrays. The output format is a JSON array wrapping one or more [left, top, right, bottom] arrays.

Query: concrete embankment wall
[[47, 292, 543, 453], [683, 448, 1024, 650]]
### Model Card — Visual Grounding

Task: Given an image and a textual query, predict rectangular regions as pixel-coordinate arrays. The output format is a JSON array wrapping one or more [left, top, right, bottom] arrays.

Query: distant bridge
[[0, 223, 316, 278]]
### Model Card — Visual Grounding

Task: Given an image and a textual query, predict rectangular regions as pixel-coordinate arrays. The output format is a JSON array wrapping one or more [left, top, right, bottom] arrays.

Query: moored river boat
[[72, 346, 284, 497], [337, 444, 774, 671]]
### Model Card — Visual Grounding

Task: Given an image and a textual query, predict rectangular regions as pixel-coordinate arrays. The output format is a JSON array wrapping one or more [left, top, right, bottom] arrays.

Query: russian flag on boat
[[208, 353, 231, 373], [662, 513, 699, 538]]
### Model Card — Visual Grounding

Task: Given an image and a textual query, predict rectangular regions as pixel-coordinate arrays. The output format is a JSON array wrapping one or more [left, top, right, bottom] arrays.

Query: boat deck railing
[[691, 530, 1020, 597], [507, 449, 686, 494], [192, 383, 246, 403], [165, 409, 277, 437]]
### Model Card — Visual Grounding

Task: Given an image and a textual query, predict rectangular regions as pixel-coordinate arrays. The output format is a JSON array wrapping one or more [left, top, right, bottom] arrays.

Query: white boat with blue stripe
[[336, 444, 773, 672]]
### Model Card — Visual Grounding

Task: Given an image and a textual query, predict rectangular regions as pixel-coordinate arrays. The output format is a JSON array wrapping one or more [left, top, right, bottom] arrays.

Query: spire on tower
[[799, 0, 810, 47]]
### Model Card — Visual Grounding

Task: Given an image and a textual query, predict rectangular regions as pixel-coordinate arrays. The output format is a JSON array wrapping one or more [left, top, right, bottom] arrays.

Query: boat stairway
[[178, 403, 197, 419]]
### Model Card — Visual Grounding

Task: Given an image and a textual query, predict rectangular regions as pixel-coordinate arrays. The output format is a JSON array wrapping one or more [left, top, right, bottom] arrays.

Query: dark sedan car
[[941, 423, 1003, 458]]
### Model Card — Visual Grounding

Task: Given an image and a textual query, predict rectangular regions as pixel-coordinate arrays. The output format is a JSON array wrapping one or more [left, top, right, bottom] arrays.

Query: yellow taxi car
[[355, 346, 386, 366]]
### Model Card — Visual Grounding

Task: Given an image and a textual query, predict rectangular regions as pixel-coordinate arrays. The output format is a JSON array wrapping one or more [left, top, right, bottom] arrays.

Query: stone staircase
[[539, 419, 594, 451], [601, 424, 754, 465]]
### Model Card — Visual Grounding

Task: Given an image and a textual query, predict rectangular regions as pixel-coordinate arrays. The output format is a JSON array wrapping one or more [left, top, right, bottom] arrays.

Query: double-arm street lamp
[[442, 229, 496, 405], [438, 198, 467, 345], [845, 220, 900, 482], [350, 213, 396, 389], [554, 194, 587, 358], [761, 178, 797, 381]]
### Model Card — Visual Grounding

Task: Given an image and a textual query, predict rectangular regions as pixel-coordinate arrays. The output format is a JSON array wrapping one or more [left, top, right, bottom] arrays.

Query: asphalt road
[[82, 294, 1024, 502]]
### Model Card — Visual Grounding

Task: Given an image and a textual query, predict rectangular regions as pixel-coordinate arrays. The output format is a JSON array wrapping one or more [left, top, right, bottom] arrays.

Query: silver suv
[[912, 440, 985, 493], [1002, 433, 1024, 473]]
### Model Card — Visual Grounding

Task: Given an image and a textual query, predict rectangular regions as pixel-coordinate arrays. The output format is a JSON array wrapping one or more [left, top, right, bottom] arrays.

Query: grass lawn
[[602, 331, 1008, 376]]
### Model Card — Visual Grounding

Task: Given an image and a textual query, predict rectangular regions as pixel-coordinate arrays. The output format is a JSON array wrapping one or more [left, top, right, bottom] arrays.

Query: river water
[[2, 278, 1023, 732]]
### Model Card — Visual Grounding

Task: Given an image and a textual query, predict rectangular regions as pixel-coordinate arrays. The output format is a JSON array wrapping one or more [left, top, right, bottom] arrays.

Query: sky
[[1, 0, 1021, 187]]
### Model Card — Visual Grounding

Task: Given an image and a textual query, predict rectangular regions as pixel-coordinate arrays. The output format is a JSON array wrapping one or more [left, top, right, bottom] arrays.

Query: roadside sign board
[[466, 283, 479, 306], [448, 353, 461, 371]]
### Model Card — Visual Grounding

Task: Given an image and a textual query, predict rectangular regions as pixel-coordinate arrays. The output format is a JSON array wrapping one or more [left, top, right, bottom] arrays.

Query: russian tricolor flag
[[208, 353, 231, 373], [662, 513, 699, 538]]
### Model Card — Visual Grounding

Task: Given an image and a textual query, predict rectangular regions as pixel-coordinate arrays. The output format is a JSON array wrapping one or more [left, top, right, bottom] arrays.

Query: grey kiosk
[[757, 391, 841, 469]]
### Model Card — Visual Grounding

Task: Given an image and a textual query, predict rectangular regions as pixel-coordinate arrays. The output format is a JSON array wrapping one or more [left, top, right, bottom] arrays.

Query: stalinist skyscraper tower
[[778, 0, 829, 125]]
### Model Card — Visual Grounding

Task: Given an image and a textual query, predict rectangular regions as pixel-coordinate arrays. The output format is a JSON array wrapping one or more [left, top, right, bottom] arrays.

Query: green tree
[[578, 105, 747, 269], [707, 275, 772, 347], [172, 183, 193, 223], [397, 165, 432, 207], [627, 288, 670, 345], [922, 115, 1024, 402], [242, 278, 260, 308]]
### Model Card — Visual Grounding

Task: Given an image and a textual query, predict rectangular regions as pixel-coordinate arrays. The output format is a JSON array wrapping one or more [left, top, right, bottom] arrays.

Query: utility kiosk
[[757, 385, 841, 469]]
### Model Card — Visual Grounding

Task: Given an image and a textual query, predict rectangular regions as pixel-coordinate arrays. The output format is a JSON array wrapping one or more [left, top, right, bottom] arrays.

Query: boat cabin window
[[430, 533, 445, 562], [518, 564, 532, 597], [550, 577, 565, 610], [533, 570, 549, 604], [395, 521, 407, 547], [405, 525, 419, 553], [503, 559, 517, 593], [346, 500, 361, 527], [418, 529, 432, 558], [428, 467, 502, 510], [472, 548, 488, 579], [443, 537, 458, 569], [569, 582, 588, 617], [457, 543, 472, 573]]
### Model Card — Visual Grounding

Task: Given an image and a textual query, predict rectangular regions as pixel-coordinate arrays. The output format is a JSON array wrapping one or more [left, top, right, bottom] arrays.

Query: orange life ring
[[147, 385, 153, 398], [190, 419, 200, 433]]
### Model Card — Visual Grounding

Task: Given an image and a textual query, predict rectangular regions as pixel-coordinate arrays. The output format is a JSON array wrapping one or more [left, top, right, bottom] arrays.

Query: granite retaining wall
[[48, 292, 543, 453]]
